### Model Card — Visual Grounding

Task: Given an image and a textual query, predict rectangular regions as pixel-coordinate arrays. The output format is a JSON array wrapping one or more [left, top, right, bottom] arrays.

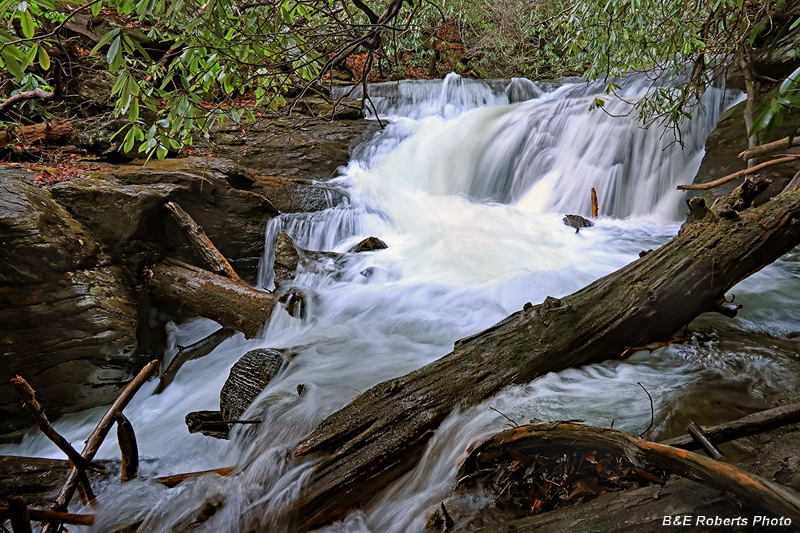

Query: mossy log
[[290, 181, 800, 530], [148, 259, 277, 338]]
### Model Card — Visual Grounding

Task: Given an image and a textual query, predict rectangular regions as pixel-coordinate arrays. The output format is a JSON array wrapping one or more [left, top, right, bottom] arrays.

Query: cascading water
[[5, 73, 800, 533]]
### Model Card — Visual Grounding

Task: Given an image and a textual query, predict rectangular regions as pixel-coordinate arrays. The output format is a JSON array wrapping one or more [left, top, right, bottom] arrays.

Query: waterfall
[[5, 73, 799, 533]]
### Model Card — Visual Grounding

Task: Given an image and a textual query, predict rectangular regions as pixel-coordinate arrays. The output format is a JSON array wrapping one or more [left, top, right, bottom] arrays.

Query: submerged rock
[[349, 236, 388, 253], [562, 214, 594, 233]]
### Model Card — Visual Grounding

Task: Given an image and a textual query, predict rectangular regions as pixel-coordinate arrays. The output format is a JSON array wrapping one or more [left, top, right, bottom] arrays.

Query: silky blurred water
[[4, 73, 799, 533]]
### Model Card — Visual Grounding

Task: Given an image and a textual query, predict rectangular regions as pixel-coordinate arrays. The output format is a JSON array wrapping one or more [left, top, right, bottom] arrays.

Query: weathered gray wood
[[289, 182, 800, 529], [220, 349, 284, 420], [148, 259, 277, 338]]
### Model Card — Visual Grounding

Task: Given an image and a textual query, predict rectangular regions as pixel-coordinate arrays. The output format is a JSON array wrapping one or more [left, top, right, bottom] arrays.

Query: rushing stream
[[5, 73, 800, 532]]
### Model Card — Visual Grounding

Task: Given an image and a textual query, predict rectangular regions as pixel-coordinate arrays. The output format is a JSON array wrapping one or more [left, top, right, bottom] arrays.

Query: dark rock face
[[0, 169, 141, 437], [50, 157, 279, 282], [220, 348, 284, 421]]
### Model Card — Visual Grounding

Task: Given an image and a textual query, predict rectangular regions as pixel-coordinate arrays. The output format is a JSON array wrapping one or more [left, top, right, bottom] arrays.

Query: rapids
[[5, 73, 800, 532]]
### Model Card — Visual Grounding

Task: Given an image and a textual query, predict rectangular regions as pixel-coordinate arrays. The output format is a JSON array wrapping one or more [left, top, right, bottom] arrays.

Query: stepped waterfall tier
[[4, 74, 799, 533]]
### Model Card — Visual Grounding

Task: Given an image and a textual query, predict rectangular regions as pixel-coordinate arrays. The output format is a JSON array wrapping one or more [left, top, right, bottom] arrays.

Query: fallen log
[[290, 182, 800, 529], [44, 361, 158, 533], [660, 402, 800, 450], [164, 202, 241, 281], [147, 259, 277, 339], [460, 423, 800, 524], [0, 120, 70, 149], [0, 506, 94, 527]]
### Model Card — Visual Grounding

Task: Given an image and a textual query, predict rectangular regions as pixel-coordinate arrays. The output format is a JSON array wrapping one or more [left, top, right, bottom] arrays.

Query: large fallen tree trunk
[[147, 259, 277, 338], [289, 180, 800, 529]]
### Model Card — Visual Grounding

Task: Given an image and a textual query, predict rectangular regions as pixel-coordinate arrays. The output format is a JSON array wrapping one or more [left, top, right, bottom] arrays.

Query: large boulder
[[50, 157, 280, 282], [0, 169, 141, 438]]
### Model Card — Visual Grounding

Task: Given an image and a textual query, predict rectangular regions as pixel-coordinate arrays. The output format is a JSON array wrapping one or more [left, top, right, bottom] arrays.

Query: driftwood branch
[[164, 202, 241, 281], [660, 402, 800, 450], [44, 360, 158, 533], [739, 136, 796, 160], [462, 423, 800, 523], [115, 414, 138, 483], [10, 376, 103, 473], [0, 88, 54, 115], [155, 466, 237, 489], [591, 187, 598, 218], [156, 327, 236, 394], [677, 155, 800, 190], [288, 185, 800, 529], [0, 505, 93, 527]]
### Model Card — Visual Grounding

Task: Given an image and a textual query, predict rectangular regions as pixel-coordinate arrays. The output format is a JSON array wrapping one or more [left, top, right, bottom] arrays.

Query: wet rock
[[50, 157, 279, 282], [562, 214, 593, 233], [272, 232, 349, 287], [196, 116, 378, 211], [288, 96, 364, 120], [0, 169, 141, 437], [220, 348, 284, 421], [273, 232, 301, 288], [349, 236, 388, 253]]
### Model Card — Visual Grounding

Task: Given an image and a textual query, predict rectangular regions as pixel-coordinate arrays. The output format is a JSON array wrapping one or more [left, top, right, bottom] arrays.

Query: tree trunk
[[147, 259, 277, 338], [289, 182, 800, 530], [737, 49, 760, 166]]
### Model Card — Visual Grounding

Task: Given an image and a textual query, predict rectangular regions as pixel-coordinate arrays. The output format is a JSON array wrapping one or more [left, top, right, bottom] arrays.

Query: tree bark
[[0, 120, 70, 149], [147, 259, 277, 338], [289, 184, 800, 530]]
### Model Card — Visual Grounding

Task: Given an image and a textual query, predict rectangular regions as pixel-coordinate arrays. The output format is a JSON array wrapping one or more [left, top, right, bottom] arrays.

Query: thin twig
[[490, 406, 520, 428], [637, 382, 654, 438]]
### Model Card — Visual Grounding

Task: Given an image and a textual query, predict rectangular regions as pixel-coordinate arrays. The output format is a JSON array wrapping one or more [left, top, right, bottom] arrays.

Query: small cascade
[[5, 73, 798, 533]]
